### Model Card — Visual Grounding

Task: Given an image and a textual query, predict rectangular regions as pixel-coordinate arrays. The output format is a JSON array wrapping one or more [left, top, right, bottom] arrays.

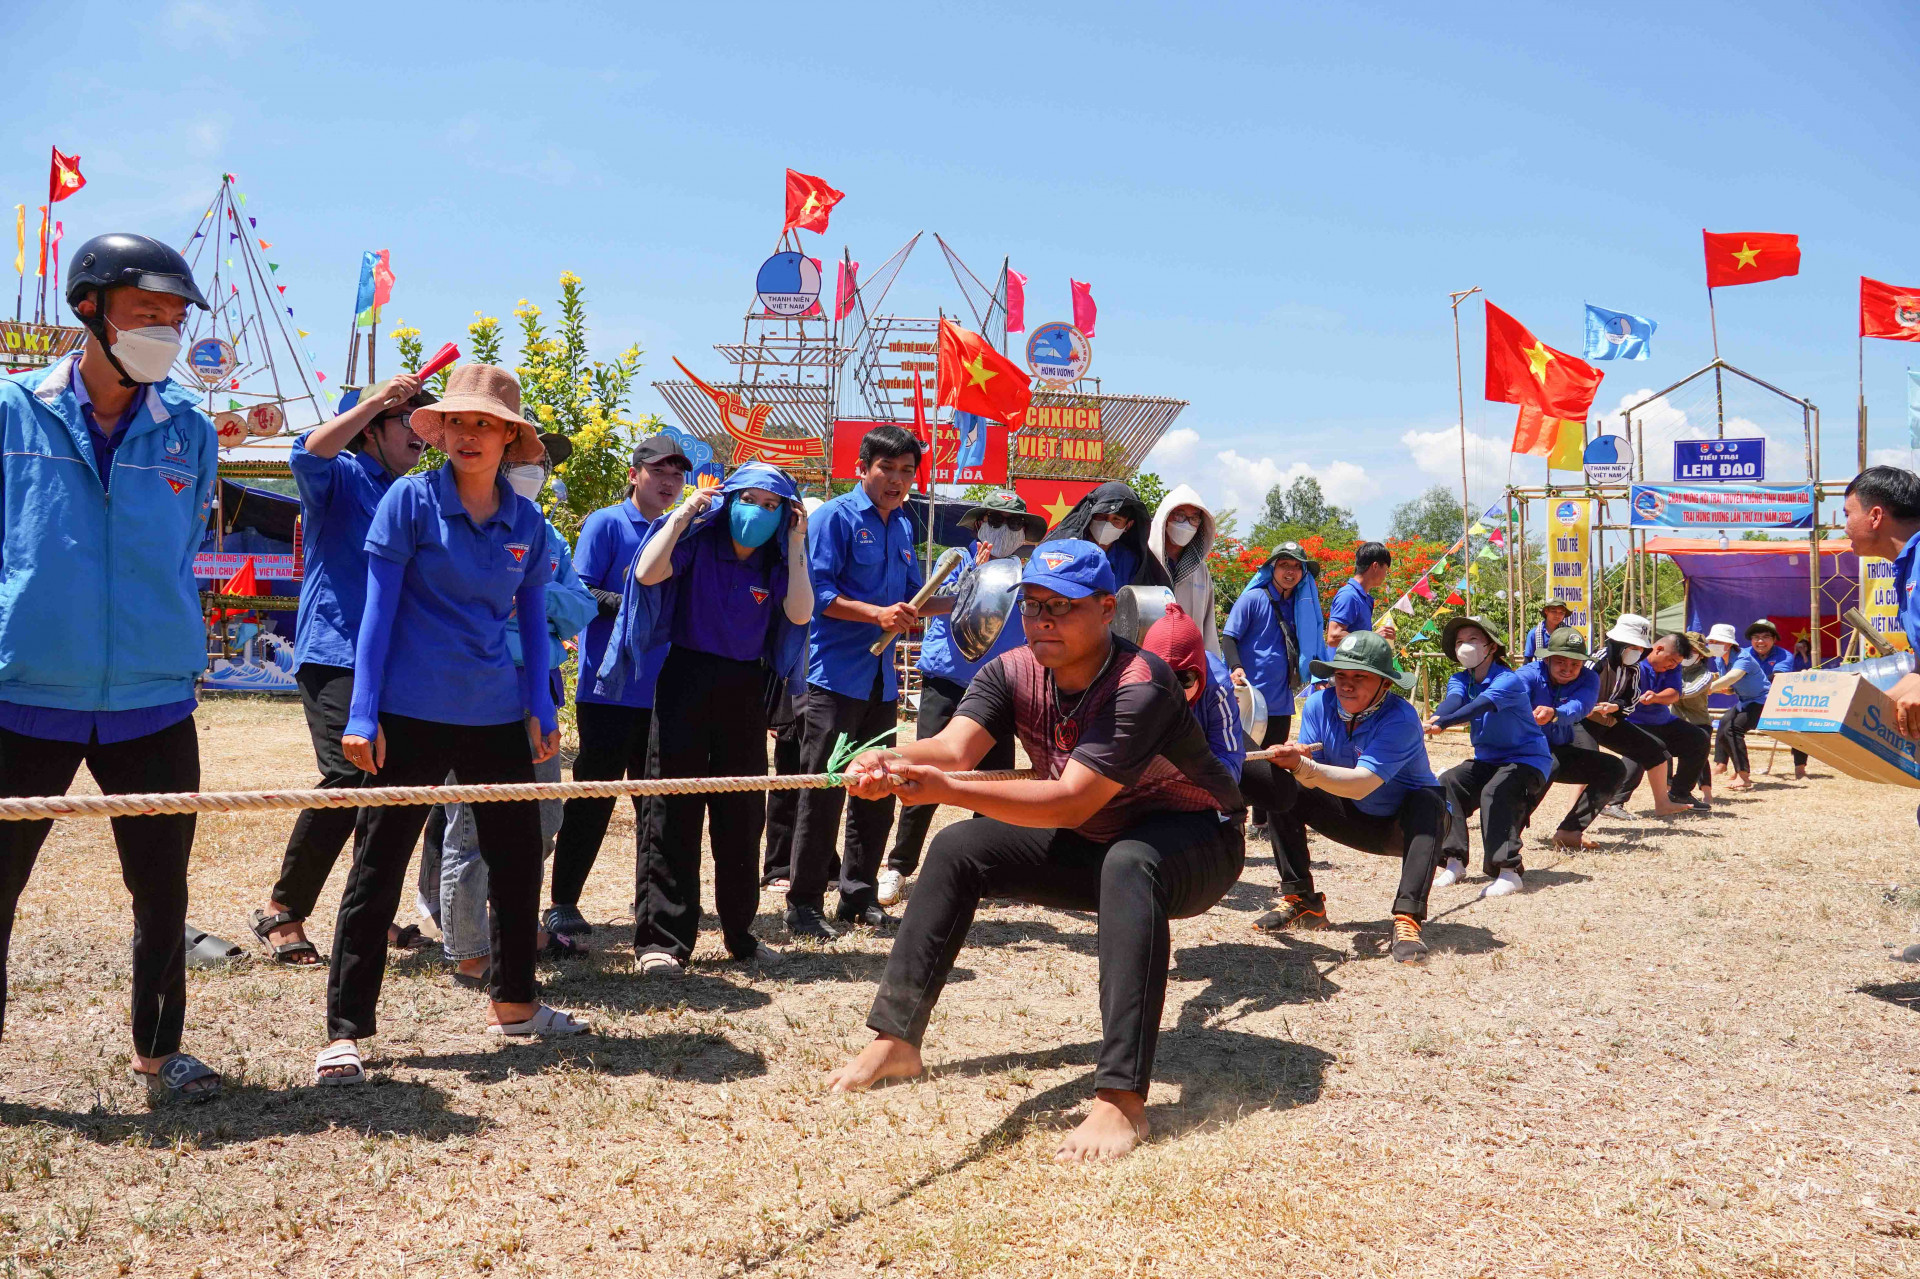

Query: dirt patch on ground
[[3, 699, 1920, 1276]]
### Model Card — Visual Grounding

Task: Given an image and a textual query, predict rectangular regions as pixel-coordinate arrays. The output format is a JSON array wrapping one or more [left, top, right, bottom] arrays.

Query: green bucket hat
[[1440, 615, 1508, 666], [1308, 630, 1413, 691], [1263, 541, 1322, 580], [958, 490, 1048, 541], [1540, 626, 1591, 661]]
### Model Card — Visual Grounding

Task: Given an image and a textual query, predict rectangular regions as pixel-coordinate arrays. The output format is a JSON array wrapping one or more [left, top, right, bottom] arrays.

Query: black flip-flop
[[134, 1052, 222, 1104], [250, 910, 322, 967]]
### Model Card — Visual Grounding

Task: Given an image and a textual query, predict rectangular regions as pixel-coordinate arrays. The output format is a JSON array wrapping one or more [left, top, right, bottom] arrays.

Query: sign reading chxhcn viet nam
[[1861, 556, 1911, 653], [1627, 483, 1814, 530], [1015, 402, 1104, 465], [1546, 498, 1591, 644]]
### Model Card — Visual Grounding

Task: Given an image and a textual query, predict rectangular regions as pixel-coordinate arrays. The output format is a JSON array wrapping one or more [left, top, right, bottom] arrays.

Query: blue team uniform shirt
[[360, 465, 554, 727], [1897, 528, 1920, 656], [1626, 660, 1681, 726], [806, 485, 923, 701], [1435, 663, 1553, 774], [1297, 685, 1440, 818], [1722, 651, 1771, 704], [1223, 577, 1316, 717], [288, 432, 402, 672], [1192, 651, 1245, 783], [1522, 621, 1560, 661], [916, 545, 1028, 686], [1328, 576, 1375, 634], [1516, 660, 1598, 749], [670, 532, 779, 663], [573, 499, 667, 708]]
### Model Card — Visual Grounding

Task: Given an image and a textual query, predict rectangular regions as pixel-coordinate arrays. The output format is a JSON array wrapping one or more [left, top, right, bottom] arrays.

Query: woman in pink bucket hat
[[316, 364, 588, 1085]]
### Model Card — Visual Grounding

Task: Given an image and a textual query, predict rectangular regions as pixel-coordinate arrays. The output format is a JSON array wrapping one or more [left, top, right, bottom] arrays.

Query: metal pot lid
[[949, 555, 1026, 663], [1111, 585, 1176, 646]]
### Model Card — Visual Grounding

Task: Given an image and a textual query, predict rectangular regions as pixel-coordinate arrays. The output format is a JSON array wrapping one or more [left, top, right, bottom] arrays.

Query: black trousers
[[790, 679, 897, 914], [1263, 770, 1445, 920], [327, 715, 542, 1040], [1536, 741, 1628, 833], [885, 675, 1017, 877], [1244, 713, 1292, 823], [635, 648, 767, 961], [1566, 719, 1669, 826], [550, 700, 653, 909], [868, 810, 1244, 1095], [1715, 702, 1807, 772], [1440, 758, 1546, 875], [1607, 718, 1707, 805], [0, 717, 199, 1058], [763, 705, 805, 884], [272, 663, 372, 917]]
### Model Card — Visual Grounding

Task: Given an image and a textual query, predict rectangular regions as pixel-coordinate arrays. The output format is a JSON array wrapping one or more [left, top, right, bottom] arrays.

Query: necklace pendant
[[1054, 720, 1080, 750]]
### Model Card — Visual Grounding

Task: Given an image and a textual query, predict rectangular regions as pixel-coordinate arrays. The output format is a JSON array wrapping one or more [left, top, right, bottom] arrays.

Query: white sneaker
[[876, 867, 905, 907], [1600, 804, 1634, 821], [1431, 858, 1466, 889], [1479, 870, 1524, 899]]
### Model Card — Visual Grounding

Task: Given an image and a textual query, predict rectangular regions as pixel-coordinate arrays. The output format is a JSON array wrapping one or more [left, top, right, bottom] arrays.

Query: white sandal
[[314, 1041, 366, 1086], [486, 1005, 591, 1037], [637, 950, 685, 979]]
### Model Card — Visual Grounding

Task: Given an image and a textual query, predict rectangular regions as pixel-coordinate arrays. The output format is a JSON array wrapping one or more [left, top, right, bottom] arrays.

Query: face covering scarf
[[730, 500, 781, 548], [981, 526, 1026, 558], [1621, 646, 1646, 665]]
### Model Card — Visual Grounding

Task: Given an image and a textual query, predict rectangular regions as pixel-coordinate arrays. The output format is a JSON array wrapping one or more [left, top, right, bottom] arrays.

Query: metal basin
[[949, 555, 1026, 661], [1111, 585, 1176, 645]]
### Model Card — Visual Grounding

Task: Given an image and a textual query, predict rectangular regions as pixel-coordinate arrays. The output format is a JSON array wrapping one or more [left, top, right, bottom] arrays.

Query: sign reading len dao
[[1674, 437, 1764, 482], [1015, 402, 1103, 464]]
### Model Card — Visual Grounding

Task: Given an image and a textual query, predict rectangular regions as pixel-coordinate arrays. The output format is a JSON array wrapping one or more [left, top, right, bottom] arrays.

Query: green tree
[[1250, 474, 1358, 546], [1389, 485, 1470, 545], [1128, 470, 1168, 512]]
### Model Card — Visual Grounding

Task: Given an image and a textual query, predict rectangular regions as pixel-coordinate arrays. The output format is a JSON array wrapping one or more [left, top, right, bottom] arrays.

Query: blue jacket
[[0, 356, 218, 710], [1435, 662, 1553, 775], [1194, 651, 1245, 782], [1516, 659, 1598, 748], [1223, 562, 1329, 717], [504, 519, 598, 670], [596, 462, 806, 698]]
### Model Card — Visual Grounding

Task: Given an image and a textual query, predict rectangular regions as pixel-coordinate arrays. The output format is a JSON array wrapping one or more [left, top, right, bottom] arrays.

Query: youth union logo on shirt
[[1038, 549, 1074, 571], [856, 527, 876, 545], [749, 586, 770, 605], [505, 542, 531, 565]]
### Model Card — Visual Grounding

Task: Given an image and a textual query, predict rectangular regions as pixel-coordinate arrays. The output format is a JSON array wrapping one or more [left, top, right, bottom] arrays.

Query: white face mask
[[1621, 646, 1646, 665], [109, 325, 183, 384], [1455, 639, 1489, 669], [1091, 521, 1123, 547], [506, 464, 547, 500], [1710, 643, 1733, 659], [1167, 517, 1198, 547], [981, 526, 1026, 558]]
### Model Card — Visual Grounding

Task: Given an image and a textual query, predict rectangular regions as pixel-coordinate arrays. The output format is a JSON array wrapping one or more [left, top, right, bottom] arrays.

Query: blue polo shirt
[[807, 485, 923, 700], [1223, 579, 1305, 716], [1626, 660, 1681, 726], [1436, 663, 1553, 775], [361, 465, 553, 727], [289, 432, 401, 671], [1516, 660, 1598, 748], [917, 545, 1028, 686], [1722, 652, 1770, 704], [1522, 622, 1557, 661], [670, 530, 778, 663], [573, 498, 667, 709], [1297, 685, 1439, 818], [1328, 577, 1375, 633], [1897, 528, 1920, 656]]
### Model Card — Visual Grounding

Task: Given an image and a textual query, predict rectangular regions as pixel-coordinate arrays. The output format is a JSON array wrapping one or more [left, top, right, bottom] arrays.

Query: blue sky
[[5, 0, 1918, 535]]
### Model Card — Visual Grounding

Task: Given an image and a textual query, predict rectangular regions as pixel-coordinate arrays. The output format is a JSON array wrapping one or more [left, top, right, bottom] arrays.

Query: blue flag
[[1908, 369, 1920, 449], [1584, 303, 1656, 361]]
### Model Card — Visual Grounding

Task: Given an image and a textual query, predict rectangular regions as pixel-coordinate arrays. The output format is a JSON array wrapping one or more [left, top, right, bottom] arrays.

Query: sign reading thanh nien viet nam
[[1015, 402, 1103, 464], [1547, 498, 1591, 644], [1583, 433, 1633, 484], [1628, 483, 1814, 529]]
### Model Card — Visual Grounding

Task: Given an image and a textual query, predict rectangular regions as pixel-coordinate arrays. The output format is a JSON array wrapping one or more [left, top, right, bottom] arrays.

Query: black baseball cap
[[631, 435, 693, 470]]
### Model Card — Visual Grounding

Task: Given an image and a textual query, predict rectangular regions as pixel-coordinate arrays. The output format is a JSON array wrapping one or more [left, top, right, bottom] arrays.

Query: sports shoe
[[1431, 858, 1466, 889], [1479, 869, 1524, 899], [876, 867, 905, 907], [1599, 804, 1635, 821], [544, 904, 592, 937], [784, 905, 839, 941], [835, 901, 898, 933], [1253, 893, 1328, 932], [1390, 914, 1428, 964], [738, 940, 786, 969]]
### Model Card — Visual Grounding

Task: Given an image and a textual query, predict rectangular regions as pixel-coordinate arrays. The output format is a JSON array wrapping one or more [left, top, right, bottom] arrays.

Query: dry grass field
[[2, 697, 1920, 1277]]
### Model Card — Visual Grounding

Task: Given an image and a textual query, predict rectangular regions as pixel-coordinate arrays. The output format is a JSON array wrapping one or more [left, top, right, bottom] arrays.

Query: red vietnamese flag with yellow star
[[782, 169, 843, 234], [1703, 230, 1799, 288], [937, 317, 1032, 429], [1484, 301, 1603, 422]]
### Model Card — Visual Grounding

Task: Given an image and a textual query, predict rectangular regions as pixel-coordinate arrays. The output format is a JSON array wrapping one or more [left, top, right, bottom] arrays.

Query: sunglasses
[[1016, 596, 1080, 619], [979, 512, 1023, 529]]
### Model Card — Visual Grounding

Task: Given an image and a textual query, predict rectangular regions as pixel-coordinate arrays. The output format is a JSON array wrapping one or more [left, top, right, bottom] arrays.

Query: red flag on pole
[[1006, 269, 1027, 333], [782, 169, 844, 234], [936, 318, 1032, 429], [834, 258, 860, 321], [1070, 278, 1096, 337], [48, 148, 85, 203], [1702, 230, 1800, 288], [1860, 276, 1920, 342], [1484, 301, 1603, 422]]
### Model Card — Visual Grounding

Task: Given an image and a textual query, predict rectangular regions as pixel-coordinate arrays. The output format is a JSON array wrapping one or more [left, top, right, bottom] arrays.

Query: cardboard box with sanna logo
[[1757, 671, 1920, 789]]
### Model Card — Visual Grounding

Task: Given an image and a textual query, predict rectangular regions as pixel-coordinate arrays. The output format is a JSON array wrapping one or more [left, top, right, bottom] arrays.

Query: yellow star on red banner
[[964, 354, 998, 389], [1042, 489, 1076, 526], [1521, 340, 1554, 381], [1732, 241, 1761, 269]]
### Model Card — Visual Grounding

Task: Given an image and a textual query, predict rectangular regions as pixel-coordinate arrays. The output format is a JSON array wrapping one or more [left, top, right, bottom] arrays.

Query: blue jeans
[[439, 754, 563, 962]]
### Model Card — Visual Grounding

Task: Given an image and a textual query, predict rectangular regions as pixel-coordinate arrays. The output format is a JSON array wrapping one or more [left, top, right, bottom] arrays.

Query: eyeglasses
[[1176, 669, 1201, 690], [1016, 596, 1079, 619], [375, 410, 414, 431]]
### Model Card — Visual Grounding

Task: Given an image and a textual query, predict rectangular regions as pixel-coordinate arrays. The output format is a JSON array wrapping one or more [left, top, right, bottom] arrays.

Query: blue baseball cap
[[1022, 539, 1117, 599]]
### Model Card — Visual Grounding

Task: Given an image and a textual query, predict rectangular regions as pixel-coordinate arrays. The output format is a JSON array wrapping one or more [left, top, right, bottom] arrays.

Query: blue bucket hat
[[1022, 539, 1117, 599]]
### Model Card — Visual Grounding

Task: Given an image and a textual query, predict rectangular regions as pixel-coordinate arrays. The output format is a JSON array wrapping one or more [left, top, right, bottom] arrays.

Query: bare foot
[[826, 1034, 923, 1093], [1652, 800, 1692, 817], [1056, 1090, 1148, 1163], [456, 956, 488, 979], [1551, 831, 1594, 851]]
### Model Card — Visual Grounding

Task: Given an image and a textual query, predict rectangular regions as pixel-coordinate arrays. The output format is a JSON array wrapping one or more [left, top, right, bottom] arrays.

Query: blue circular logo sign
[[1555, 500, 1578, 524], [187, 337, 235, 387], [755, 252, 821, 317], [1024, 322, 1092, 385], [1583, 434, 1628, 465], [1633, 489, 1662, 518]]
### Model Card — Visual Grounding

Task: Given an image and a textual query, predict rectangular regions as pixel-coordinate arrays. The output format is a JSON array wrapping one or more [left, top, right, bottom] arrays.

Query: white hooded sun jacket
[[1147, 483, 1221, 655]]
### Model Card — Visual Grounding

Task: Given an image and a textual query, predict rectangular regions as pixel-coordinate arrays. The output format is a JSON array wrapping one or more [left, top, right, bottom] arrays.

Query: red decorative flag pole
[[48, 148, 85, 203], [1702, 230, 1800, 289], [1070, 279, 1096, 337], [1860, 276, 1920, 343]]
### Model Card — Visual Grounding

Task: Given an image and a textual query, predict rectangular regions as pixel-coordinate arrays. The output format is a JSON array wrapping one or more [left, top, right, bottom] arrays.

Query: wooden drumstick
[[870, 547, 965, 656]]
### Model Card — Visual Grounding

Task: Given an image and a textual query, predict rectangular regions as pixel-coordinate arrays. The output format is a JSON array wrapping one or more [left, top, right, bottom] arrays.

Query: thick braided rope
[[0, 770, 1038, 822]]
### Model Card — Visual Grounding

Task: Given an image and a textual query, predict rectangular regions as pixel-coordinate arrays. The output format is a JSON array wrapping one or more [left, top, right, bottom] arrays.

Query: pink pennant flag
[[1070, 278, 1096, 337], [834, 258, 859, 321], [1411, 578, 1434, 601], [1006, 269, 1027, 333]]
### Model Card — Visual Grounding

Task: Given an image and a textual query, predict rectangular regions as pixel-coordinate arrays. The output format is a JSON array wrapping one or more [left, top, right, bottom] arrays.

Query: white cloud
[[1210, 450, 1370, 520], [1595, 389, 1812, 482], [1869, 447, 1919, 469], [1399, 425, 1509, 503], [1143, 427, 1199, 470]]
